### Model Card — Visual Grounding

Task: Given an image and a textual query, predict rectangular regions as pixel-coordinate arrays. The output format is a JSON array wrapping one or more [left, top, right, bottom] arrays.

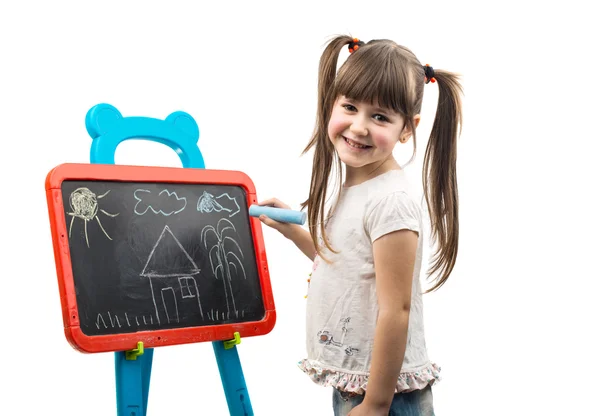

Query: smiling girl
[[259, 35, 463, 416]]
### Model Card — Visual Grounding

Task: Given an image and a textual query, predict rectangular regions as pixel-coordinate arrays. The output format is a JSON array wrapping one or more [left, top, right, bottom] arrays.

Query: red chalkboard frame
[[45, 163, 276, 353]]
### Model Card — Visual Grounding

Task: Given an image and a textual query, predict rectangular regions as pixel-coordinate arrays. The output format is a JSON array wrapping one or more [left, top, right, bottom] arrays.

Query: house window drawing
[[140, 225, 204, 325], [179, 276, 198, 298]]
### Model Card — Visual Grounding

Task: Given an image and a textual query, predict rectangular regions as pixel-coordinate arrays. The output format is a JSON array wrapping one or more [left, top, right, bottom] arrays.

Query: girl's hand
[[256, 198, 296, 239], [257, 198, 316, 260], [347, 402, 388, 416]]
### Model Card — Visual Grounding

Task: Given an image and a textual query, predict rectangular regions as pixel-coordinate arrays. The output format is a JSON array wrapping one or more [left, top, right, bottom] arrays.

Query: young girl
[[259, 35, 462, 416]]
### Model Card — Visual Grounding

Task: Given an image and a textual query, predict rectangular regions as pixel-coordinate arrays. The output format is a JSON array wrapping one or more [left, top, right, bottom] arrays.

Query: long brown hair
[[300, 35, 463, 293]]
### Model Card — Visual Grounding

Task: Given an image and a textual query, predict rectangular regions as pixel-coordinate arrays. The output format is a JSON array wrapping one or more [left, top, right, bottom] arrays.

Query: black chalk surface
[[61, 180, 264, 336]]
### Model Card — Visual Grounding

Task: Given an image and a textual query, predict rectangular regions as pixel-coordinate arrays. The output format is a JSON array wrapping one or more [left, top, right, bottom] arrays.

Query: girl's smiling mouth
[[343, 136, 372, 150]]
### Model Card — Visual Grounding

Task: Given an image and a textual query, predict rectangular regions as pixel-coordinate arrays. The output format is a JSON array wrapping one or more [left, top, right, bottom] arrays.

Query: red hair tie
[[348, 37, 364, 54], [424, 64, 436, 84]]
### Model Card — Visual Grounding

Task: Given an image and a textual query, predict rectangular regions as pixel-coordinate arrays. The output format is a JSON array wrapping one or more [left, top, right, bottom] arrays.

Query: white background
[[1, 1, 598, 415]]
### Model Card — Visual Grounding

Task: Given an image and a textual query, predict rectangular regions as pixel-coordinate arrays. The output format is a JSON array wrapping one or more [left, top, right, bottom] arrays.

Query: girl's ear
[[400, 115, 421, 143], [413, 114, 421, 128]]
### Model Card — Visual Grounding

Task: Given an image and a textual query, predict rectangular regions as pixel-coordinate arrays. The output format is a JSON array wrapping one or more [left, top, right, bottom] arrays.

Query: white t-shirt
[[298, 169, 441, 394]]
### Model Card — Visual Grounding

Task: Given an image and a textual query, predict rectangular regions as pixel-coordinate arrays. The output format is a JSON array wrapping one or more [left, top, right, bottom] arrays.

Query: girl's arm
[[257, 198, 316, 261], [283, 224, 316, 261], [362, 228, 418, 411]]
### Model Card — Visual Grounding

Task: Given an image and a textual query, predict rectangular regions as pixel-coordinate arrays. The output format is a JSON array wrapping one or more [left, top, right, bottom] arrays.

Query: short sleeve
[[365, 191, 421, 243]]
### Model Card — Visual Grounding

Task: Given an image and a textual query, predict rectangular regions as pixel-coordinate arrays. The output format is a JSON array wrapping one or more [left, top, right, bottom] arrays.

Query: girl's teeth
[[346, 138, 367, 148]]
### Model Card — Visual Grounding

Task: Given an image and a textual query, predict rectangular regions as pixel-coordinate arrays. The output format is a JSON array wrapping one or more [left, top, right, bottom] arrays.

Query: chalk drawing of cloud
[[134, 189, 187, 216]]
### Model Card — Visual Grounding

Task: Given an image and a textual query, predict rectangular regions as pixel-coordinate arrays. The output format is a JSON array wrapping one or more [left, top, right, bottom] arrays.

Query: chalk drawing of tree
[[201, 218, 247, 319]]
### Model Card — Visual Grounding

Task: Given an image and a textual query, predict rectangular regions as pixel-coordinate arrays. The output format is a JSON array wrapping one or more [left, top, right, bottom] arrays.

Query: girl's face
[[328, 96, 415, 183]]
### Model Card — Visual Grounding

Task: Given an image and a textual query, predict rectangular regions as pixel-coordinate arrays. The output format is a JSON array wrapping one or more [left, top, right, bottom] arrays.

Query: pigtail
[[422, 69, 463, 292], [301, 35, 355, 260]]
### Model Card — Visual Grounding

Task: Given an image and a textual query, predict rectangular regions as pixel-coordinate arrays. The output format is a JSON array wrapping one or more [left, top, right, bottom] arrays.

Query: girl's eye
[[373, 114, 389, 122], [342, 104, 357, 111]]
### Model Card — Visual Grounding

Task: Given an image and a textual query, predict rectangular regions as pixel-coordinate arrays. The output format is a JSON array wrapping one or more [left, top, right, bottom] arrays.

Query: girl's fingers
[[259, 214, 280, 230], [257, 198, 290, 209]]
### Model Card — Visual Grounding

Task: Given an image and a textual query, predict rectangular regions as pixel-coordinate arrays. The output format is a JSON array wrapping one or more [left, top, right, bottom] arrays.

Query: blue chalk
[[249, 205, 306, 225]]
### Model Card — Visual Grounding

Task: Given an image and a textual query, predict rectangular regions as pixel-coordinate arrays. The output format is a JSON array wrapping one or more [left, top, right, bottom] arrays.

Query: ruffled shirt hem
[[298, 358, 441, 394]]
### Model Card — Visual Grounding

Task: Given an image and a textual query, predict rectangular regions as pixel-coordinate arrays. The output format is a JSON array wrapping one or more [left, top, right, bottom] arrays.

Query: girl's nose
[[350, 119, 368, 137]]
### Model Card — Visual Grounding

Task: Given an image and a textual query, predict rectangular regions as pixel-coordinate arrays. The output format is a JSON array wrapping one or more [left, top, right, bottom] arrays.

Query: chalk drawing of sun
[[67, 187, 119, 248]]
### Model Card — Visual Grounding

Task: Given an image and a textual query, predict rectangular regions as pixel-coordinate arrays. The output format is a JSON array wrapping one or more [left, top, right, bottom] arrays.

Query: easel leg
[[213, 340, 253, 416], [115, 346, 154, 416], [141, 348, 153, 412]]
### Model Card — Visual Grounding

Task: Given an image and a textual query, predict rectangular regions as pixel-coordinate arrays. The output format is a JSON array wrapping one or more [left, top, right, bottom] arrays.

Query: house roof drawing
[[141, 225, 200, 277]]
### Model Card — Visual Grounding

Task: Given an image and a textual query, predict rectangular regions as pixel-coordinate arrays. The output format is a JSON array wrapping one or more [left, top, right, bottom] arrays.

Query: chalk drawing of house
[[140, 225, 204, 325]]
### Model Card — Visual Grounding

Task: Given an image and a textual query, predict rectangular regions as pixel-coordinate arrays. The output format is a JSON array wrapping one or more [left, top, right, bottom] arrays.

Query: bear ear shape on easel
[[85, 104, 124, 139], [165, 111, 200, 144]]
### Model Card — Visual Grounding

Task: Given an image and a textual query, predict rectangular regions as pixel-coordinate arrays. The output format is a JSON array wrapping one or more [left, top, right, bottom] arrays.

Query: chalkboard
[[46, 163, 275, 353]]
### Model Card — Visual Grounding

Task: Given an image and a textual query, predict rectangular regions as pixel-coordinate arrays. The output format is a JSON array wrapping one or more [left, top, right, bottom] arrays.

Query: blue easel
[[85, 103, 253, 416]]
